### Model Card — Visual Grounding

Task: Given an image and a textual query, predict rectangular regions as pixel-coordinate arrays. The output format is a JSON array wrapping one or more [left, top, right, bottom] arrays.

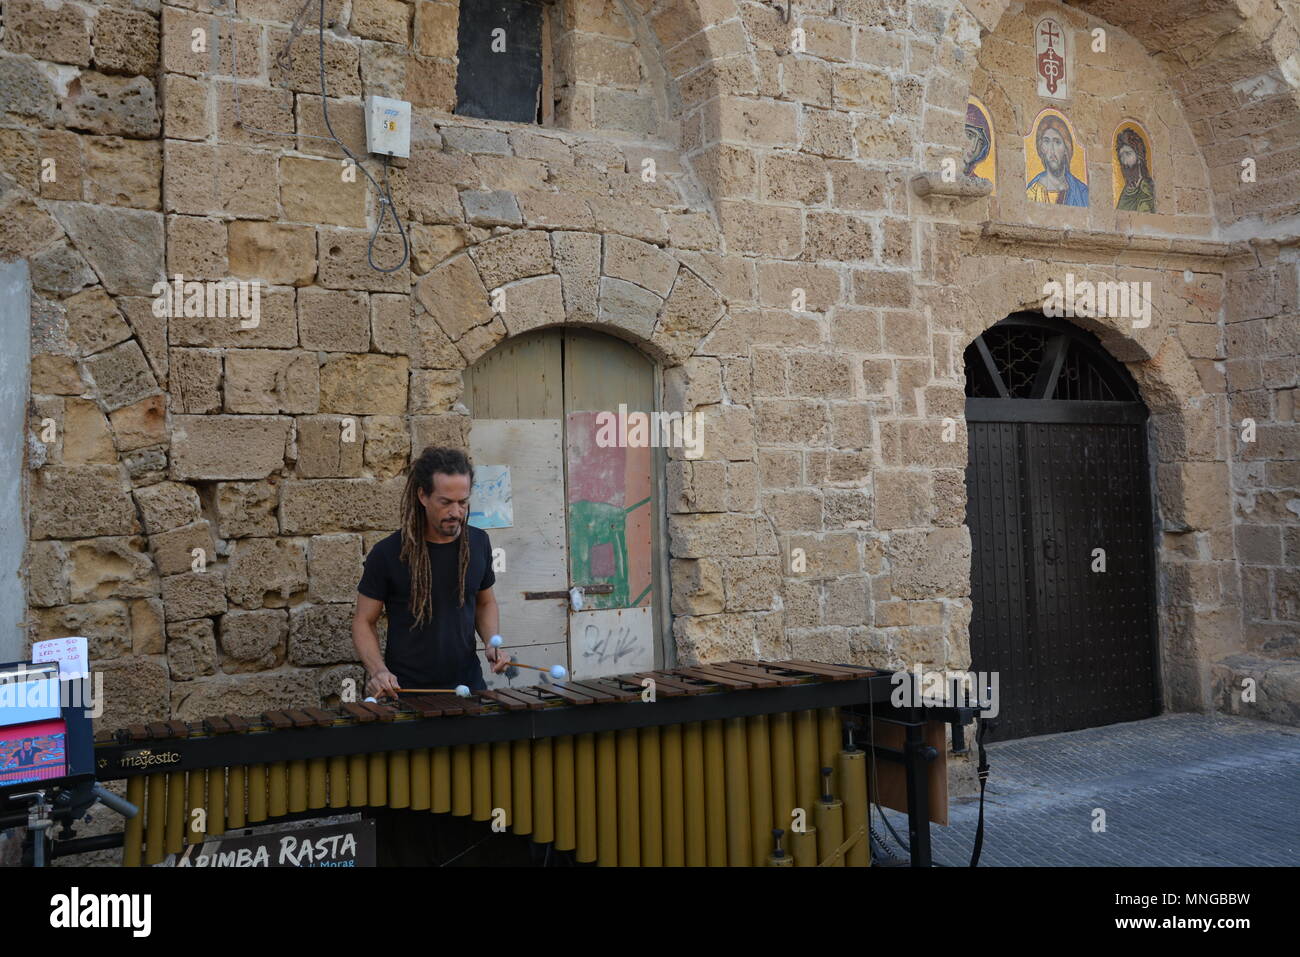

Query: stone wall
[[2, 0, 1298, 748]]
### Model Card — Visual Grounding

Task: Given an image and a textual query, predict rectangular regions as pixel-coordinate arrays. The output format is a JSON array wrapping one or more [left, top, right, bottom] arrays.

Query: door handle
[[522, 584, 614, 600]]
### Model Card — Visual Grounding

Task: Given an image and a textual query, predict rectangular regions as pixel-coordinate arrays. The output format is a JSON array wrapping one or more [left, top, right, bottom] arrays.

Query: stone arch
[[412, 226, 728, 373], [954, 251, 1232, 712]]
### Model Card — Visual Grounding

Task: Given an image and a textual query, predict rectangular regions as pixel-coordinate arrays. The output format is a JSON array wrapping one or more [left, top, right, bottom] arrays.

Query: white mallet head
[[364, 696, 378, 703], [550, 664, 568, 680], [489, 635, 503, 649], [455, 685, 471, 698]]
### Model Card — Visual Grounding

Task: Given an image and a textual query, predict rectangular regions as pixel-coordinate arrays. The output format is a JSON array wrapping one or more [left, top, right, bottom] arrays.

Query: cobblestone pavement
[[878, 712, 1300, 866]]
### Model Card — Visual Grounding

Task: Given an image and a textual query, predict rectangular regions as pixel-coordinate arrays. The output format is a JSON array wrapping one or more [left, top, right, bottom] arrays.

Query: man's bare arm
[[353, 594, 398, 696]]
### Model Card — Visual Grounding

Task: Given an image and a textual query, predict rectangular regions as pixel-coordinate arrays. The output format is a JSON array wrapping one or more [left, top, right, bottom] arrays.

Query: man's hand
[[366, 669, 401, 699], [485, 644, 513, 675]]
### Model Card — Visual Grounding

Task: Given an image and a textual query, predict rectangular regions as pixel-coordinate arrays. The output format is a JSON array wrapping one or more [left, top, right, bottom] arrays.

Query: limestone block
[[169, 415, 291, 480], [34, 599, 132, 660], [228, 221, 317, 286], [62, 287, 132, 357], [169, 286, 298, 350], [93, 7, 161, 75], [599, 277, 661, 340], [296, 415, 366, 478], [168, 348, 222, 413], [722, 556, 781, 612], [404, 55, 456, 110], [49, 203, 164, 296], [672, 614, 758, 665], [219, 608, 288, 672], [415, 254, 492, 340], [149, 521, 218, 577], [785, 531, 862, 578], [166, 214, 227, 278], [64, 72, 159, 137], [160, 569, 228, 621], [363, 415, 411, 478], [214, 481, 279, 538], [318, 353, 408, 414], [886, 527, 970, 598], [371, 293, 413, 353], [268, 26, 360, 95], [280, 156, 368, 227], [460, 190, 523, 227], [352, 0, 411, 42], [167, 619, 217, 680], [108, 395, 167, 453], [223, 350, 319, 414], [84, 136, 161, 210], [603, 235, 677, 296], [279, 477, 405, 533], [308, 533, 364, 603], [469, 230, 552, 289], [1158, 461, 1232, 531], [289, 603, 360, 665], [670, 558, 724, 615], [0, 55, 58, 125], [161, 74, 209, 141], [226, 537, 308, 609], [28, 541, 70, 608], [30, 244, 97, 299], [67, 536, 158, 602], [412, 412, 471, 451], [298, 287, 370, 353], [669, 513, 757, 558], [414, 1, 457, 57], [410, 370, 463, 414], [60, 396, 116, 464], [552, 231, 600, 322], [6, 0, 92, 65], [31, 466, 139, 539], [318, 229, 409, 292], [499, 274, 565, 336], [133, 481, 203, 534], [129, 596, 165, 655], [170, 669, 319, 720], [97, 657, 170, 728]]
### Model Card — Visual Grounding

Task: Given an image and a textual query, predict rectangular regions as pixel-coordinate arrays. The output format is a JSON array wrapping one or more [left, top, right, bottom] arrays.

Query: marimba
[[96, 660, 908, 867]]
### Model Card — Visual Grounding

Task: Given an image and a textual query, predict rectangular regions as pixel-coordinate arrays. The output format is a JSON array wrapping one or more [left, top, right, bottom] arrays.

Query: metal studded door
[[965, 314, 1160, 740]]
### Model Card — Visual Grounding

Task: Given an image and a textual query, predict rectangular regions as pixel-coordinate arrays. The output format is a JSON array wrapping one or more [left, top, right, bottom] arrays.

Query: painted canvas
[[965, 95, 996, 194], [1113, 121, 1156, 212], [468, 464, 513, 529], [565, 410, 653, 612], [1024, 108, 1088, 207], [1035, 16, 1069, 100]]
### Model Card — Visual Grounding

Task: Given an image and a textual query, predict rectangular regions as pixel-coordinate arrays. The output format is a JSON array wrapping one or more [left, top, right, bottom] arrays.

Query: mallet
[[364, 685, 471, 701], [489, 635, 568, 680]]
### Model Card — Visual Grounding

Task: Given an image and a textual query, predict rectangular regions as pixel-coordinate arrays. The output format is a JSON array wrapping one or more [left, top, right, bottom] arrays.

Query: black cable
[[315, 0, 409, 273]]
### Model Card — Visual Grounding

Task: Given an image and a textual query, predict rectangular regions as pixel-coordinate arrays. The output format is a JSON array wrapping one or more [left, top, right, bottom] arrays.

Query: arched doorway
[[964, 313, 1161, 740], [462, 328, 668, 685]]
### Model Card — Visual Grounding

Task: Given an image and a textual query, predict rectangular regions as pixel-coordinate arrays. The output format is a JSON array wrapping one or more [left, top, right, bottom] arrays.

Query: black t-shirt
[[357, 527, 496, 689]]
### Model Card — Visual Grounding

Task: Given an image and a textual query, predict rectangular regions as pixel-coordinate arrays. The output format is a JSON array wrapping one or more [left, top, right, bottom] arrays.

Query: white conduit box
[[364, 95, 412, 158]]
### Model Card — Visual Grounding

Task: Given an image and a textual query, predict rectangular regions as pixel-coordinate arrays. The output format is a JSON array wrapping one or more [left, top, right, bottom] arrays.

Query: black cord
[[315, 0, 409, 273]]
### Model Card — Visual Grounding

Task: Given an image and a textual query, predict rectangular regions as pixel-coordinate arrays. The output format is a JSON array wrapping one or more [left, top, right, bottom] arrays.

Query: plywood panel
[[468, 419, 568, 660], [569, 606, 654, 679], [870, 720, 949, 826], [463, 330, 563, 420]]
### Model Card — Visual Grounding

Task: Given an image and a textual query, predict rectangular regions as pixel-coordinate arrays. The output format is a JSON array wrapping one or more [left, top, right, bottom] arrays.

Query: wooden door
[[464, 329, 663, 685]]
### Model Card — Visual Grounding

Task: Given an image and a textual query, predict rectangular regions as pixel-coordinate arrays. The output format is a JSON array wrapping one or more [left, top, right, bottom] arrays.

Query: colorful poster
[[0, 718, 67, 785], [1025, 108, 1088, 207], [565, 410, 653, 612], [469, 465, 513, 529], [965, 95, 996, 194], [1113, 121, 1156, 212]]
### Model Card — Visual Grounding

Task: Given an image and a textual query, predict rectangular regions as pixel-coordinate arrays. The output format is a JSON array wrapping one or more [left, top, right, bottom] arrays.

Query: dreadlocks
[[400, 446, 474, 627]]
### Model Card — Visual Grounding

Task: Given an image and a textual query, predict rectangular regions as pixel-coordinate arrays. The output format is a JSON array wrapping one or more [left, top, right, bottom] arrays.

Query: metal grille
[[1053, 345, 1119, 401], [983, 325, 1046, 398]]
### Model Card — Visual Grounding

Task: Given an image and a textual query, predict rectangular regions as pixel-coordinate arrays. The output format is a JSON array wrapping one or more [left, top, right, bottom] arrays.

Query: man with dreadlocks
[[353, 445, 511, 699], [352, 446, 523, 865]]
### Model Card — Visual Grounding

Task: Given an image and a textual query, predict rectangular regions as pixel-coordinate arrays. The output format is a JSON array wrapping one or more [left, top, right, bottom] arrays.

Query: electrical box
[[364, 96, 411, 159]]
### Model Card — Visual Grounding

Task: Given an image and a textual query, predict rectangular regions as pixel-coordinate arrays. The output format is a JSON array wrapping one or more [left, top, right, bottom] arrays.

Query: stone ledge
[[960, 221, 1251, 262]]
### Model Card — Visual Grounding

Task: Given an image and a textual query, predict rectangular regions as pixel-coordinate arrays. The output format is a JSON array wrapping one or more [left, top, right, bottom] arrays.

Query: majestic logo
[[120, 749, 181, 770]]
